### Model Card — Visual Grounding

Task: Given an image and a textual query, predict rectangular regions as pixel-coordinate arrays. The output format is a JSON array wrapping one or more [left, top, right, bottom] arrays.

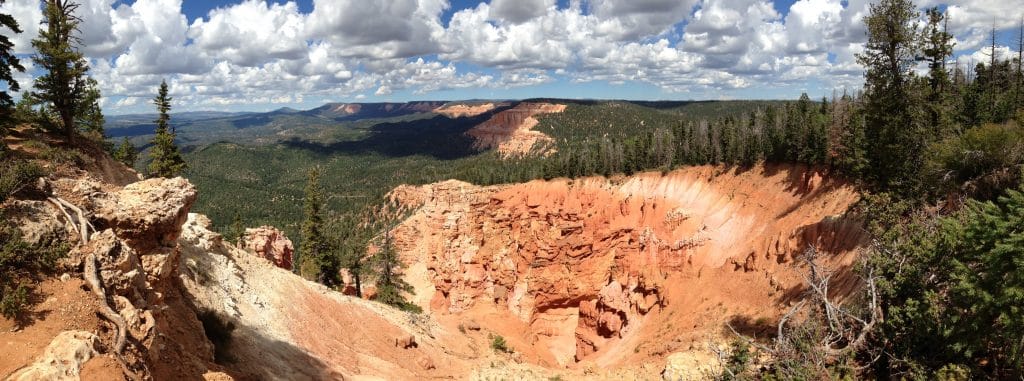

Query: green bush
[[0, 221, 67, 323], [871, 185, 1024, 378], [925, 121, 1024, 197], [0, 159, 44, 203], [40, 146, 86, 166], [490, 334, 512, 354]]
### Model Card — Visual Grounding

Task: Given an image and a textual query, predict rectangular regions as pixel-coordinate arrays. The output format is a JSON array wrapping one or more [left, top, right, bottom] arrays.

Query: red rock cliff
[[390, 164, 866, 365]]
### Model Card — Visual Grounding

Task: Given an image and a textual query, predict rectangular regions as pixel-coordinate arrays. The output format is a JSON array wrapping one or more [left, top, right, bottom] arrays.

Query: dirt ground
[[0, 278, 104, 379]]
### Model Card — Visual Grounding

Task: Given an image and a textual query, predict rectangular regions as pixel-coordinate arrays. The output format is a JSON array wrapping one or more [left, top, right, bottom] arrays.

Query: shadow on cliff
[[726, 315, 778, 340], [279, 109, 506, 160], [749, 163, 856, 220], [205, 312, 344, 380]]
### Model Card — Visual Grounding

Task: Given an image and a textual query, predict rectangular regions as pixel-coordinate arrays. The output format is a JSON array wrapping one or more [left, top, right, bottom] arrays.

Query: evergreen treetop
[[147, 80, 186, 177]]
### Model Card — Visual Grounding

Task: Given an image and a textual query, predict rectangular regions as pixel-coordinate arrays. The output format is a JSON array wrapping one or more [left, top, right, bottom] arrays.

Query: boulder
[[463, 320, 481, 331], [661, 351, 720, 381], [394, 334, 416, 349], [2, 200, 67, 246], [241, 226, 294, 270], [95, 177, 197, 253]]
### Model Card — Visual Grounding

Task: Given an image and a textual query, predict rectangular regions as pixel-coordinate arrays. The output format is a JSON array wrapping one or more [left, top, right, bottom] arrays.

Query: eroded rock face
[[465, 102, 566, 157], [241, 226, 294, 270], [390, 164, 865, 363], [94, 177, 197, 253]]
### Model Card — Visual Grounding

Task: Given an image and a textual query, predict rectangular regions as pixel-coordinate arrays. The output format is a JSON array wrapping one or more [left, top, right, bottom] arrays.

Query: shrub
[[40, 146, 87, 166], [871, 185, 1024, 378], [490, 334, 512, 354], [925, 121, 1024, 197], [0, 159, 44, 203], [0, 221, 67, 323]]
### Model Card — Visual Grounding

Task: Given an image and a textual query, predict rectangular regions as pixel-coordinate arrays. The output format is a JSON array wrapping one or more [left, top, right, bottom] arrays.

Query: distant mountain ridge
[[304, 101, 448, 120]]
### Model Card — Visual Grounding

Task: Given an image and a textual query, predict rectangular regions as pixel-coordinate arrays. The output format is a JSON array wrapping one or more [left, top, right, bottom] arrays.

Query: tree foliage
[[0, 0, 25, 132], [299, 167, 340, 286], [112, 137, 138, 167], [31, 0, 89, 142], [856, 0, 926, 195], [147, 80, 186, 178], [372, 228, 412, 308], [871, 186, 1024, 379]]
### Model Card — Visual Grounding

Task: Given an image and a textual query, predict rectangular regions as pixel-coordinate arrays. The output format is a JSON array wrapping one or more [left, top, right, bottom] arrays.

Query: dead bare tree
[[721, 245, 882, 378]]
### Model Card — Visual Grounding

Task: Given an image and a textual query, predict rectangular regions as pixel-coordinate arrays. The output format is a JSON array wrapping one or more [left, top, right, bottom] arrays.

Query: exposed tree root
[[85, 252, 142, 381], [47, 196, 93, 244]]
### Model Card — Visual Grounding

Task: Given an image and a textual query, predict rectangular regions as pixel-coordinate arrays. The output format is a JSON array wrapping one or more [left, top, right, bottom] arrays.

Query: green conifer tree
[[76, 77, 104, 141], [31, 0, 88, 142], [300, 167, 339, 285], [112, 137, 138, 167], [856, 0, 926, 194], [372, 221, 415, 310], [0, 0, 25, 133], [147, 80, 186, 178], [922, 7, 955, 136]]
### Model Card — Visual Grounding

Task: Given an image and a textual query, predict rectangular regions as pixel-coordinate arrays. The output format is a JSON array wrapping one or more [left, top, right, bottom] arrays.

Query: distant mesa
[[433, 102, 506, 118], [465, 102, 567, 157], [309, 101, 446, 120]]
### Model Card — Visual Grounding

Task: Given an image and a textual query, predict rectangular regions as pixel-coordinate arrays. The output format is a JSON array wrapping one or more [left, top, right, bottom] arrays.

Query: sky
[[1, 0, 1022, 115]]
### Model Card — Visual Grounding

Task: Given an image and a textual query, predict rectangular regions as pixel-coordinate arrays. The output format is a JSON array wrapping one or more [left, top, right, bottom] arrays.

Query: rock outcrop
[[94, 177, 198, 252], [465, 102, 566, 157], [241, 226, 294, 270], [389, 164, 865, 365], [4, 176, 215, 380], [7, 331, 100, 381]]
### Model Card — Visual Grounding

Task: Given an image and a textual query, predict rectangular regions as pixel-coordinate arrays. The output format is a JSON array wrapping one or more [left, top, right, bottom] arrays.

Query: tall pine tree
[[0, 0, 25, 133], [372, 209, 415, 310], [300, 167, 340, 286], [147, 80, 186, 177], [922, 7, 955, 136], [31, 0, 88, 142], [856, 0, 925, 194]]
